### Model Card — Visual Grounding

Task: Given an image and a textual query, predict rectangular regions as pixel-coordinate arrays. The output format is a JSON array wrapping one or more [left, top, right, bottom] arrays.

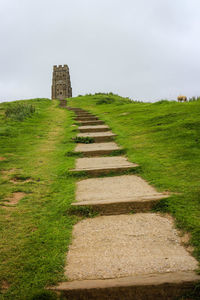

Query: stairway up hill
[[51, 106, 200, 300]]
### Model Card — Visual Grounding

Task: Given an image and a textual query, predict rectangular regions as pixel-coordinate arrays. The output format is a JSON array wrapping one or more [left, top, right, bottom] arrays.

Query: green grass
[[4, 102, 36, 121], [0, 99, 80, 299], [69, 94, 200, 268], [1, 94, 200, 299]]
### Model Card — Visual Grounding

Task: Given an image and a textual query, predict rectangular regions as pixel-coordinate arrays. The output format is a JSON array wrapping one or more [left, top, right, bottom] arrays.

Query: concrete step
[[74, 111, 93, 115], [52, 214, 199, 299], [70, 156, 138, 175], [75, 142, 121, 157], [77, 132, 116, 143], [73, 175, 169, 214], [79, 125, 110, 133], [52, 272, 200, 300], [75, 113, 94, 117], [78, 120, 104, 126], [75, 116, 99, 121], [67, 107, 85, 112]]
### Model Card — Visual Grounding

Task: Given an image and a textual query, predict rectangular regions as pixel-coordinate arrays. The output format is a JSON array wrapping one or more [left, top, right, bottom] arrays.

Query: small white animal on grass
[[177, 95, 187, 102]]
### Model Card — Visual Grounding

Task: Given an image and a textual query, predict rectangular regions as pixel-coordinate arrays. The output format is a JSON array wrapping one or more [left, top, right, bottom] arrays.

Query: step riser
[[79, 121, 104, 126], [79, 128, 110, 133], [56, 282, 198, 300], [69, 110, 86, 113], [75, 117, 99, 121], [75, 112, 93, 115], [92, 136, 115, 143], [75, 116, 98, 118], [71, 166, 136, 176], [72, 199, 158, 215], [75, 149, 118, 157], [75, 114, 94, 117], [68, 108, 85, 112]]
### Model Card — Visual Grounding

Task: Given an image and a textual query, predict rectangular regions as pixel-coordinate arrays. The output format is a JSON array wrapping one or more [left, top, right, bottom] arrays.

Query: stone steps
[[75, 116, 99, 121], [76, 113, 94, 117], [72, 175, 169, 214], [67, 107, 85, 112], [77, 132, 116, 143], [53, 213, 199, 299], [79, 120, 104, 126], [59, 99, 67, 107], [52, 107, 200, 299], [70, 156, 138, 175], [75, 142, 121, 157], [79, 125, 110, 133]]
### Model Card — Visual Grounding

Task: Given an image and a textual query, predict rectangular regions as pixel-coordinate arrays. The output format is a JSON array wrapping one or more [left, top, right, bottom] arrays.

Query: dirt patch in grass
[[180, 232, 194, 254], [6, 192, 26, 205], [181, 232, 191, 244], [1, 168, 17, 174], [10, 176, 32, 184], [0, 156, 6, 161], [1, 280, 10, 293], [1, 169, 17, 179]]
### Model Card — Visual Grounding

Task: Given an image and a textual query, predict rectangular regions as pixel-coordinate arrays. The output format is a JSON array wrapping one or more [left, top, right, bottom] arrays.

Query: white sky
[[1, 0, 200, 102]]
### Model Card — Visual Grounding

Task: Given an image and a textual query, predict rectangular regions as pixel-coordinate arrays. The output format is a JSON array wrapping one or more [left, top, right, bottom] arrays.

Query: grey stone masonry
[[51, 64, 72, 100]]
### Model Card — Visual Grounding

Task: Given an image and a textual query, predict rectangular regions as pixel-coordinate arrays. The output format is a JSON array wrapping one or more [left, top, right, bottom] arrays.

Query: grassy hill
[[0, 95, 200, 299]]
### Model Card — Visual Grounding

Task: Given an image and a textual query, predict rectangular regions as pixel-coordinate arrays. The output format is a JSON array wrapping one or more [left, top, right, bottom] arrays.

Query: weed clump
[[96, 97, 115, 105], [66, 206, 98, 218], [30, 290, 58, 300], [73, 136, 94, 143], [5, 103, 35, 121]]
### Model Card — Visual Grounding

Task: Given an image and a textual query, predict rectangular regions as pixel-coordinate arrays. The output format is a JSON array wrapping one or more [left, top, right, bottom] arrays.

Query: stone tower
[[51, 64, 72, 100]]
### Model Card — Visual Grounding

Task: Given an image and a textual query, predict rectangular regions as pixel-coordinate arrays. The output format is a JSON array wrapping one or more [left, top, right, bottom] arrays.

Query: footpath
[[53, 107, 199, 299]]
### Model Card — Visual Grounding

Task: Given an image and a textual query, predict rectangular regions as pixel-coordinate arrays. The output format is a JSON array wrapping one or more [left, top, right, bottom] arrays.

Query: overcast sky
[[0, 0, 200, 102]]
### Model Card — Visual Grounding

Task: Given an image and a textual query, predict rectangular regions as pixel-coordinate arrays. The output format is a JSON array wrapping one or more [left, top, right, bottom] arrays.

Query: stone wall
[[51, 64, 72, 100]]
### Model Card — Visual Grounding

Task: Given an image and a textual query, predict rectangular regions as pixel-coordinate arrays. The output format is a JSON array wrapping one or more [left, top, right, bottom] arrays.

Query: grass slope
[[1, 95, 200, 299], [69, 94, 200, 270], [0, 99, 79, 299]]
